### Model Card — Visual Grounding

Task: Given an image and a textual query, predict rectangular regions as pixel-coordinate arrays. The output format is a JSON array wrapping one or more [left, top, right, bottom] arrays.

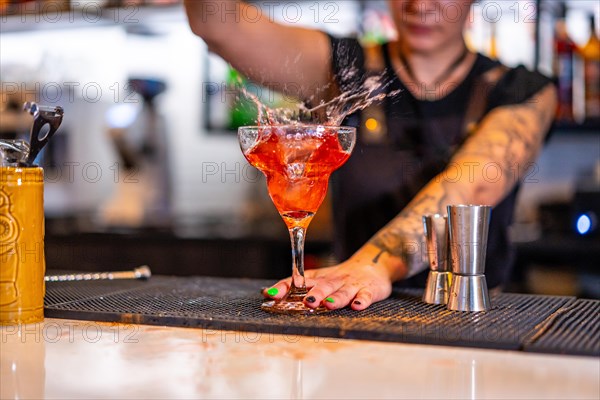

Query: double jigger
[[422, 205, 492, 312]]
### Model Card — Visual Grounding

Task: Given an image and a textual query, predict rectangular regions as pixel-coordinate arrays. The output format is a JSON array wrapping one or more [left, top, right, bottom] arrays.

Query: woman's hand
[[262, 244, 405, 311]]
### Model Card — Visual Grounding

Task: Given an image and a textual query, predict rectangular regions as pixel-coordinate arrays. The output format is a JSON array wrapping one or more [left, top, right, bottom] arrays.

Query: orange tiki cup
[[0, 166, 45, 325]]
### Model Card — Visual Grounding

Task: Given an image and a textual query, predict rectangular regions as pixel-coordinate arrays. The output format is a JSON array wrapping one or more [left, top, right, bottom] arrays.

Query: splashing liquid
[[232, 66, 400, 127]]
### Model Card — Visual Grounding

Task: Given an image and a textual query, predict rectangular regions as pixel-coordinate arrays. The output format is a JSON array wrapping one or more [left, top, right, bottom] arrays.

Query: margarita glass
[[239, 124, 356, 314]]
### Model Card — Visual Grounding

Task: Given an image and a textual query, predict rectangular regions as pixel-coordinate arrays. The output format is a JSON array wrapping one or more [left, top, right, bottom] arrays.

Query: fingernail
[[305, 296, 316, 304], [325, 297, 335, 304], [266, 287, 279, 297], [353, 300, 362, 306]]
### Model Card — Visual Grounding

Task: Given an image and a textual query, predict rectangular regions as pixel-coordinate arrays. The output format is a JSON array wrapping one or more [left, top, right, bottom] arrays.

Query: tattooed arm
[[367, 83, 558, 280]]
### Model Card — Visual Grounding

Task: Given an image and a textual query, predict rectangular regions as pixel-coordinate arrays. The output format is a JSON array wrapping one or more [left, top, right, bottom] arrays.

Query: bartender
[[184, 0, 557, 310]]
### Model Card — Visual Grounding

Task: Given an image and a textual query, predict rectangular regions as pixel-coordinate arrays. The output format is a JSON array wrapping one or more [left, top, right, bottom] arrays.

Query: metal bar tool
[[23, 102, 64, 166], [45, 266, 151, 282], [447, 205, 492, 312], [422, 214, 452, 305]]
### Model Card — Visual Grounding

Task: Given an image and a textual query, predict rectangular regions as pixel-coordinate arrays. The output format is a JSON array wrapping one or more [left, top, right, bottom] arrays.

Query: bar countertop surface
[[1, 318, 599, 400]]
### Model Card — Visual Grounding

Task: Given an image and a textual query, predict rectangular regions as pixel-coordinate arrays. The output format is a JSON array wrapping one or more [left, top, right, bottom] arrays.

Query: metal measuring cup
[[422, 214, 452, 305], [446, 205, 492, 312]]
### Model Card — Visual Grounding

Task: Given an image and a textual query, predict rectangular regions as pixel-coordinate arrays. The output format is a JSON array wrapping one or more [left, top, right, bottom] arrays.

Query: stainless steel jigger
[[422, 214, 452, 304], [447, 205, 492, 312]]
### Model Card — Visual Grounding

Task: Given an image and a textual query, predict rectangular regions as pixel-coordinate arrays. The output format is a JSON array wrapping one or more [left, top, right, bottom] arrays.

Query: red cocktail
[[239, 125, 356, 314]]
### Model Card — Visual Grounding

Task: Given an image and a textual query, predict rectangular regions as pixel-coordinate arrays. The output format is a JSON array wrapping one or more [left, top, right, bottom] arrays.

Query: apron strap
[[462, 64, 510, 136]]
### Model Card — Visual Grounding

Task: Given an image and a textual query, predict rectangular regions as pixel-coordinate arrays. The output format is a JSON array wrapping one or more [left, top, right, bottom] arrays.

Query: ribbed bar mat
[[523, 299, 600, 357], [44, 276, 595, 355]]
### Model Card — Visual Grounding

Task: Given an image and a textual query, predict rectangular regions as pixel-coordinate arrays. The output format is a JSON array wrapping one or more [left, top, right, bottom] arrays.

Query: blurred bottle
[[553, 3, 576, 122], [226, 67, 256, 130], [489, 21, 498, 60], [580, 14, 600, 121]]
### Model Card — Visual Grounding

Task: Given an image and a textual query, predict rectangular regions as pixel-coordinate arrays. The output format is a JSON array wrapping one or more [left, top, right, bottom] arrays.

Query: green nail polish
[[267, 287, 279, 297], [325, 297, 335, 304]]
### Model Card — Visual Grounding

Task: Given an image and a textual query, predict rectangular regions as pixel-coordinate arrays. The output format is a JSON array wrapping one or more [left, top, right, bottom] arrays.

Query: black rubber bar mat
[[44, 276, 592, 354], [523, 298, 600, 357]]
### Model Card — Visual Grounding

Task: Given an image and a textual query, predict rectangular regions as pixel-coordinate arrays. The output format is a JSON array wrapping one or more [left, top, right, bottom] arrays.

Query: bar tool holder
[[447, 205, 492, 312], [422, 214, 452, 305]]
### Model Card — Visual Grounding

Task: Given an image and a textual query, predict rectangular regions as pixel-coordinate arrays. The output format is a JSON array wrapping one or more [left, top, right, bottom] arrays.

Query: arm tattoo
[[367, 84, 556, 279], [457, 85, 556, 194], [369, 182, 452, 277]]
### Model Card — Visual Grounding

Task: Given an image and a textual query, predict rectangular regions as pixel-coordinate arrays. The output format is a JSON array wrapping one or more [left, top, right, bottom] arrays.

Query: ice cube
[[286, 162, 305, 180], [281, 137, 322, 165]]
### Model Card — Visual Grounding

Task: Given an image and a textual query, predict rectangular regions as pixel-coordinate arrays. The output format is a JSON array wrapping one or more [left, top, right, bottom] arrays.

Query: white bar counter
[[1, 318, 598, 399]]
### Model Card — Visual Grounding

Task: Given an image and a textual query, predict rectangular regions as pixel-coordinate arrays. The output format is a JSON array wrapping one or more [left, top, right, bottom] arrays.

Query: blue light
[[576, 214, 592, 235]]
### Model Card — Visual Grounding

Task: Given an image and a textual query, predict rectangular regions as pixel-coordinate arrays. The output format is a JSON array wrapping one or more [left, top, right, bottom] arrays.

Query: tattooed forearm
[[366, 84, 557, 280], [368, 181, 453, 277]]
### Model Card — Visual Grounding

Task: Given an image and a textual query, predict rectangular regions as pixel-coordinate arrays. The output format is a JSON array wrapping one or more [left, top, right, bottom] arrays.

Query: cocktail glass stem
[[288, 226, 308, 299]]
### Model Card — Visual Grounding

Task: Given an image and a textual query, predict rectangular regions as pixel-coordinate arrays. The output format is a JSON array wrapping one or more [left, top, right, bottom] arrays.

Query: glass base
[[261, 288, 329, 315]]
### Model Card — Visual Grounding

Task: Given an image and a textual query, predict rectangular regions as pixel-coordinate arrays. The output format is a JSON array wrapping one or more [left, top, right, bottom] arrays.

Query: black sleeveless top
[[328, 36, 553, 289]]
